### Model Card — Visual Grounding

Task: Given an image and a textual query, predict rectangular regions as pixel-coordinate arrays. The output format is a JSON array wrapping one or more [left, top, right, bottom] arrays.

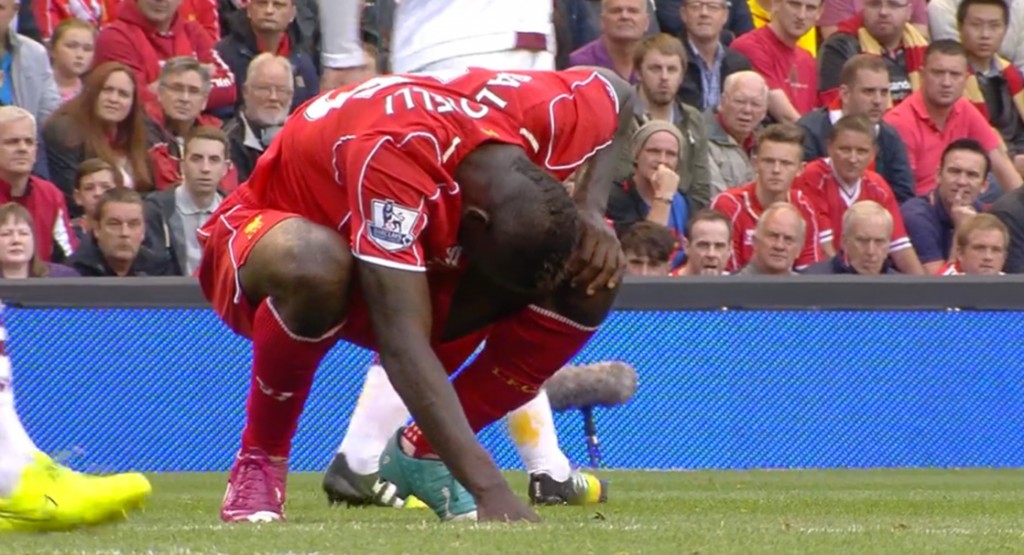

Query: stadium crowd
[[0, 0, 1021, 279]]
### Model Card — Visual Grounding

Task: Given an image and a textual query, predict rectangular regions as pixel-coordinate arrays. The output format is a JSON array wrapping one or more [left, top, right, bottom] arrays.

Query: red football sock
[[241, 299, 340, 458], [403, 305, 597, 457]]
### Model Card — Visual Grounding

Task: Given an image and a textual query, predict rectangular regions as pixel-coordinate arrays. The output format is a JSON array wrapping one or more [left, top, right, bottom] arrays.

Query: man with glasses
[[224, 54, 296, 183], [706, 70, 768, 195], [216, 0, 319, 111], [677, 0, 752, 111], [818, 0, 929, 105], [146, 57, 238, 192]]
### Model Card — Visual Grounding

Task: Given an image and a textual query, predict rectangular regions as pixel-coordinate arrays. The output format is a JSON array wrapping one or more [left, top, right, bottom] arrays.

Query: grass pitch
[[4, 469, 1024, 554]]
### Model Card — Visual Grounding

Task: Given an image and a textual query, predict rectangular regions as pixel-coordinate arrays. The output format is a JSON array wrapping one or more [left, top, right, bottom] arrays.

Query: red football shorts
[[197, 202, 298, 338], [198, 199, 492, 361]]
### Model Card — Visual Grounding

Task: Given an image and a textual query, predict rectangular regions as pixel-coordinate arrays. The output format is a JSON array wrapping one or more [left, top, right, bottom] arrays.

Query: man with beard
[[223, 54, 295, 182], [618, 33, 711, 211]]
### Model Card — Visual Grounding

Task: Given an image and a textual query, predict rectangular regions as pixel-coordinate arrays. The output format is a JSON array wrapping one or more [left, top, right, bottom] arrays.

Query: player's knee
[[244, 219, 353, 336]]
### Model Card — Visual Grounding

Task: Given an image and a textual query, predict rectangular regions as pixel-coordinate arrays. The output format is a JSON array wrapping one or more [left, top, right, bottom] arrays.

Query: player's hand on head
[[569, 209, 626, 296], [476, 487, 541, 523]]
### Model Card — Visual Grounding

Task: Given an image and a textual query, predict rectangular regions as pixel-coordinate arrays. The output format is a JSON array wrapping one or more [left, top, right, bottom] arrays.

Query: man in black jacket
[[798, 54, 917, 203], [803, 200, 901, 274], [215, 0, 319, 113], [66, 188, 175, 277], [222, 54, 295, 182], [676, 0, 752, 111]]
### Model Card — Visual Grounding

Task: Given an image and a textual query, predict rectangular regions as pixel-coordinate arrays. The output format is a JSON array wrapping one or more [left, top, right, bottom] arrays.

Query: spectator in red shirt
[[794, 113, 925, 273], [711, 123, 834, 272], [92, 0, 236, 111], [731, 0, 821, 122], [883, 40, 1022, 196], [43, 62, 154, 215], [937, 213, 1009, 274], [145, 57, 237, 191], [0, 202, 79, 277], [34, 0, 118, 42], [0, 107, 76, 263], [48, 19, 96, 104]]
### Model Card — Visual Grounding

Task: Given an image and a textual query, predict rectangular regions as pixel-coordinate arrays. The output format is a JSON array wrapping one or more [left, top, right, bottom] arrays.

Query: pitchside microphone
[[544, 361, 638, 468]]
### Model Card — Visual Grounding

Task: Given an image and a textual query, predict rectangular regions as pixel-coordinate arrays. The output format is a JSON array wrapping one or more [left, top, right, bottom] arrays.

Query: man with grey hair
[[147, 57, 235, 191], [0, 106, 75, 262], [706, 70, 768, 195], [223, 54, 296, 182], [215, 0, 319, 111], [804, 200, 899, 274], [738, 202, 805, 275]]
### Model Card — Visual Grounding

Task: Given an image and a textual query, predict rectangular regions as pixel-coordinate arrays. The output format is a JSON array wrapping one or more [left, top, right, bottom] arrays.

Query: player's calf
[[223, 219, 354, 523]]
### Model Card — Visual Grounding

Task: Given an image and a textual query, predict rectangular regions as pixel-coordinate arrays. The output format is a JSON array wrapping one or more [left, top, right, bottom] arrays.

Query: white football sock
[[0, 353, 36, 498], [337, 363, 410, 475], [507, 390, 571, 481]]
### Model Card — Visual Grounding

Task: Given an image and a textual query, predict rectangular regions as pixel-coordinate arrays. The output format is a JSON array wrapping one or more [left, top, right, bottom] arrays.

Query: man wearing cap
[[606, 120, 690, 269]]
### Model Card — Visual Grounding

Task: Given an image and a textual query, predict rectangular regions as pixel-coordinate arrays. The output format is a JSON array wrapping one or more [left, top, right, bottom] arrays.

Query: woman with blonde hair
[[0, 204, 78, 278], [49, 19, 97, 103]]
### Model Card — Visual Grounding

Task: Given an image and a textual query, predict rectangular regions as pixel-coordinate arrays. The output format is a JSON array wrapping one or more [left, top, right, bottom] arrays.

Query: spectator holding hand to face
[[607, 121, 691, 268], [902, 139, 990, 273]]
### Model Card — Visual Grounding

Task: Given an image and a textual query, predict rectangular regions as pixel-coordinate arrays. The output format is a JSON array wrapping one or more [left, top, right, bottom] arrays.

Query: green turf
[[4, 469, 1024, 554]]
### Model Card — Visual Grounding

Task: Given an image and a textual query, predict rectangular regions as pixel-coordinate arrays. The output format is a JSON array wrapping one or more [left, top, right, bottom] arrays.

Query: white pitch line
[[798, 526, 1024, 536]]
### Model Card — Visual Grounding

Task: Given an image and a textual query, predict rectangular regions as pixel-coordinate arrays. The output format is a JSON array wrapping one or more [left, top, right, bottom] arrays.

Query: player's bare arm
[[357, 261, 540, 522], [568, 67, 636, 295]]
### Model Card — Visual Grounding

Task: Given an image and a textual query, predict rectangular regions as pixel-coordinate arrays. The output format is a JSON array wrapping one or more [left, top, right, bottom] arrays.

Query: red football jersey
[[419, 67, 621, 180], [710, 181, 833, 272], [246, 74, 525, 272], [794, 159, 912, 253]]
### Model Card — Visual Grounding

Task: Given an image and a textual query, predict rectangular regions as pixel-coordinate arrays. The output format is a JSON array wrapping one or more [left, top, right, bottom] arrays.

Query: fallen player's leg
[[210, 216, 354, 524], [0, 316, 151, 533]]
